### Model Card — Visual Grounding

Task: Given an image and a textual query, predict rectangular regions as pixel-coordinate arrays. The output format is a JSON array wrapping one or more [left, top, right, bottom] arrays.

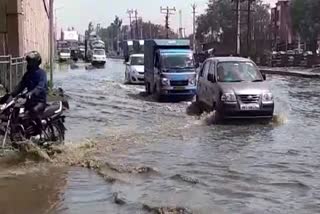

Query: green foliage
[[196, 0, 271, 55], [291, 0, 320, 52]]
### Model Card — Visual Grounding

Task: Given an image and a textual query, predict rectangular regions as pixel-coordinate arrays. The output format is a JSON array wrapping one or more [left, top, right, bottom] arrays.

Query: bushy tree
[[291, 0, 320, 53], [196, 0, 271, 56]]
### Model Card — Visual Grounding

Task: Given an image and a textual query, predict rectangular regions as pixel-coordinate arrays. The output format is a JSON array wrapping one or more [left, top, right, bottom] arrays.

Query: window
[[217, 62, 263, 82], [130, 56, 144, 65], [202, 61, 211, 78], [207, 61, 215, 81]]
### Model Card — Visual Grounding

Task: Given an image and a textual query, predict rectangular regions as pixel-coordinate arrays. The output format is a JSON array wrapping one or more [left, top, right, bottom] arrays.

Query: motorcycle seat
[[42, 101, 63, 118]]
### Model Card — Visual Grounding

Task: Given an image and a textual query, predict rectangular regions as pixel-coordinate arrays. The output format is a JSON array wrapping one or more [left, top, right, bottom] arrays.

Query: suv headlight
[[189, 77, 196, 85], [161, 78, 170, 86], [262, 92, 273, 102], [221, 93, 237, 102]]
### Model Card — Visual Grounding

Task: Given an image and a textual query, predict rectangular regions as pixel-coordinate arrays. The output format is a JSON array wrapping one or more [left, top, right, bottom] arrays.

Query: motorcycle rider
[[11, 51, 48, 132]]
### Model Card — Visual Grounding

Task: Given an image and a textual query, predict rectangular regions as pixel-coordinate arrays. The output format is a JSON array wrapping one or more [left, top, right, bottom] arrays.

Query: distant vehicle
[[59, 48, 71, 62], [125, 54, 144, 84], [144, 39, 197, 100], [91, 49, 106, 66], [196, 57, 274, 121], [79, 45, 85, 60]]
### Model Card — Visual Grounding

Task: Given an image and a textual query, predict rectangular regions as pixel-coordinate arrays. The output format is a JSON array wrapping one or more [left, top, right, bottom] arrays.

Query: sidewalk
[[259, 67, 320, 78]]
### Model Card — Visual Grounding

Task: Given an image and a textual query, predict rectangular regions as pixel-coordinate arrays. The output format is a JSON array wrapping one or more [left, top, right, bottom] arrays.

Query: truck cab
[[144, 40, 197, 100]]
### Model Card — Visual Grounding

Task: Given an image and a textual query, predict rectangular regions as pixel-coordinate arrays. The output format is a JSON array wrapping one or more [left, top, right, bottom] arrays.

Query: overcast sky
[[55, 0, 278, 35]]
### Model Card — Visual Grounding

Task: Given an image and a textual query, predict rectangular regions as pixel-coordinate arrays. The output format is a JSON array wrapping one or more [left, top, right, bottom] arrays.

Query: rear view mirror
[[208, 73, 216, 83]]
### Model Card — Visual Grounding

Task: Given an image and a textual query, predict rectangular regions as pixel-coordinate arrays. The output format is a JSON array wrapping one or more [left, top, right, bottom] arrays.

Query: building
[[0, 0, 50, 64], [271, 0, 296, 51]]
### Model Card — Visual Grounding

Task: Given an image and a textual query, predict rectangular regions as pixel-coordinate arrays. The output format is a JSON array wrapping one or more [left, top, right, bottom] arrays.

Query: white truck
[[59, 48, 71, 62], [91, 49, 106, 66]]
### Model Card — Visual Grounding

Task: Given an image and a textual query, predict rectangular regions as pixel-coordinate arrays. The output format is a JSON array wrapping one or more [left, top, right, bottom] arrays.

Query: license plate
[[240, 104, 260, 111], [174, 86, 186, 90]]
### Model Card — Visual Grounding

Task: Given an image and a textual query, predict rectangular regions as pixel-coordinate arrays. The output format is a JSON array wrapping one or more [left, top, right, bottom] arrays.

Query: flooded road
[[1, 59, 320, 214]]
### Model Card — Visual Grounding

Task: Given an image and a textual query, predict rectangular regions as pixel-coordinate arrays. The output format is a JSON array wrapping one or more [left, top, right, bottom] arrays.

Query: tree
[[196, 0, 271, 56], [86, 22, 94, 37], [291, 0, 320, 54]]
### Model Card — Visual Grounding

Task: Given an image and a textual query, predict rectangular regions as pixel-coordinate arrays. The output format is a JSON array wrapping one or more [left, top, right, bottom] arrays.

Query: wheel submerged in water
[[44, 120, 65, 144]]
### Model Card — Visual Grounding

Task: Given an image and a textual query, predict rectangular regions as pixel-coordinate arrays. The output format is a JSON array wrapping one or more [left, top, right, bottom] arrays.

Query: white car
[[59, 48, 71, 62], [91, 49, 107, 66], [125, 54, 144, 84]]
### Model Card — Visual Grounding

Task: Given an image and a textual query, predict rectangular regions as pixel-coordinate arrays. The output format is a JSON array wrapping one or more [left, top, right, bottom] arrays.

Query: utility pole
[[49, 0, 54, 89], [134, 10, 139, 39], [247, 0, 255, 57], [149, 21, 152, 39], [178, 10, 183, 39], [127, 9, 134, 39], [192, 4, 197, 52], [160, 6, 176, 39], [235, 0, 241, 56]]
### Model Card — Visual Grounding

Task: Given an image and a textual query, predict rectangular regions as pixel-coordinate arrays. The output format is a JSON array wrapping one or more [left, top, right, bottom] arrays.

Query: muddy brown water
[[0, 59, 320, 214]]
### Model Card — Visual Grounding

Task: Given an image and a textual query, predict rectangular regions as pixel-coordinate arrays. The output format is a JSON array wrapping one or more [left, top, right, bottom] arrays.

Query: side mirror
[[208, 73, 216, 83], [262, 73, 267, 80]]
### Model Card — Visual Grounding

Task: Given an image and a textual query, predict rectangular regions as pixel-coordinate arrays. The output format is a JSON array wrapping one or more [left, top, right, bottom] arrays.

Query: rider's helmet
[[26, 51, 42, 70]]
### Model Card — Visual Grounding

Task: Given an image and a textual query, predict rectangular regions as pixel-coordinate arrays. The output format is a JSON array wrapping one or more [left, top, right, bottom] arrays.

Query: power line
[[160, 6, 176, 39]]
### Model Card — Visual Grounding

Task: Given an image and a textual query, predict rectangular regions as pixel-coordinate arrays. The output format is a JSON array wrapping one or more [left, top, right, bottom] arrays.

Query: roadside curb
[[260, 69, 320, 79]]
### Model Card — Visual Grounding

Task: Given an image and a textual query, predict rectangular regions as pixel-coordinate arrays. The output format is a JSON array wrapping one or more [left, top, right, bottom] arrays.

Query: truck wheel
[[153, 85, 162, 101], [145, 82, 151, 95]]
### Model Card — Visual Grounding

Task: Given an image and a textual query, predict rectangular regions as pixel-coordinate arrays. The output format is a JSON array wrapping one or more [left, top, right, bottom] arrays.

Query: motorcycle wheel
[[46, 120, 65, 144]]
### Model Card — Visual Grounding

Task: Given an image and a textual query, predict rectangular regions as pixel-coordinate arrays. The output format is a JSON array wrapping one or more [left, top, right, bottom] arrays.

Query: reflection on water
[[0, 61, 320, 214]]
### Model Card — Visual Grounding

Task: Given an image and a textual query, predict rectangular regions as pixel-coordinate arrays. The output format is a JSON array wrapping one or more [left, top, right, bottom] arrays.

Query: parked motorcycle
[[0, 91, 68, 148]]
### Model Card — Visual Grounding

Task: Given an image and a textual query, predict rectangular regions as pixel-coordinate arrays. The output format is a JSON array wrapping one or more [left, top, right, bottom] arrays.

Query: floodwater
[[1, 59, 320, 214]]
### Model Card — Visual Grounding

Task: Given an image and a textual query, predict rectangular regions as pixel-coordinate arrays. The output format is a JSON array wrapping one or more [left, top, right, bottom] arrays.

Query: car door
[[200, 60, 211, 104], [206, 60, 217, 106], [197, 60, 211, 103]]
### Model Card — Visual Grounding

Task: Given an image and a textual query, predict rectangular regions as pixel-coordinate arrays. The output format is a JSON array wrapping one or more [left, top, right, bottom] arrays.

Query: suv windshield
[[217, 62, 263, 82], [130, 56, 144, 65], [161, 53, 194, 69], [61, 49, 70, 53], [93, 49, 105, 55]]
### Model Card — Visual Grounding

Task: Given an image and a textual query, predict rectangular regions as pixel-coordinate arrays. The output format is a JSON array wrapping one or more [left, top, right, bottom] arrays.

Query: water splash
[[272, 113, 288, 126]]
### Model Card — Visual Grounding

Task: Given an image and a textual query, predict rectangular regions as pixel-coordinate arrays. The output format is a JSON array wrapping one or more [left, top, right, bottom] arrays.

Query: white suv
[[196, 57, 274, 120], [125, 54, 144, 84]]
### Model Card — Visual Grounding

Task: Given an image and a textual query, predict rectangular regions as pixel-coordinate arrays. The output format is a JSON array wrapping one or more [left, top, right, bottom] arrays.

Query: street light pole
[[192, 4, 197, 52], [49, 0, 54, 89]]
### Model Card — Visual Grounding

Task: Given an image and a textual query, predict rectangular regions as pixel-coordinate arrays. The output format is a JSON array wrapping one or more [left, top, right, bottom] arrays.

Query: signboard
[[0, 1, 7, 33], [63, 31, 79, 41]]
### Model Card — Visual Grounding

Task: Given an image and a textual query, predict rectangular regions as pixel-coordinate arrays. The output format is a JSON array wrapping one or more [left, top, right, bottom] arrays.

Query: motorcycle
[[0, 91, 68, 148]]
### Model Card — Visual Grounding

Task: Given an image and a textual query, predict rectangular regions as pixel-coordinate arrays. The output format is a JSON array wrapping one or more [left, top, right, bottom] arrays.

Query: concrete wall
[[23, 0, 49, 65], [0, 0, 49, 65]]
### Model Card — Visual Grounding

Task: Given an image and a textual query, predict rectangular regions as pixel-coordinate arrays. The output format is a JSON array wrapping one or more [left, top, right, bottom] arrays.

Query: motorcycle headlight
[[262, 92, 273, 102], [221, 93, 237, 103], [0, 104, 6, 111], [189, 77, 196, 85], [161, 78, 170, 86]]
